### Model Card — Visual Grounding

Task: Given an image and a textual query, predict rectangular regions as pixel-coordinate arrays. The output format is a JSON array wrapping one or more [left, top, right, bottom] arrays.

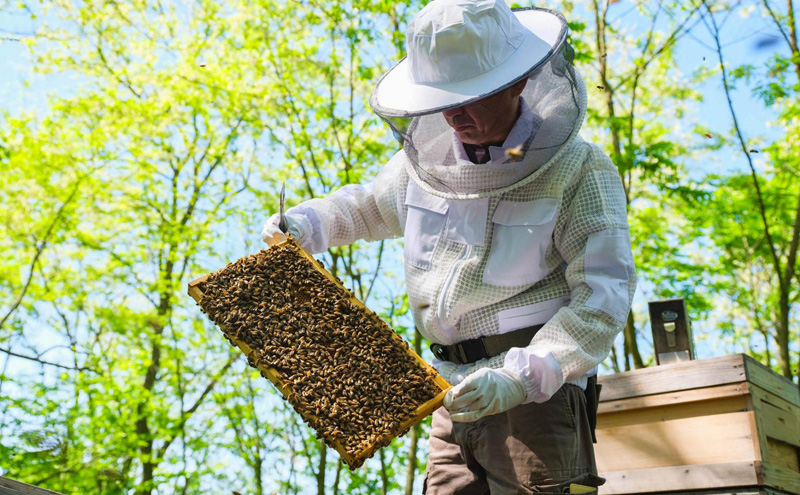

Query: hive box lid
[[598, 353, 799, 406], [0, 476, 65, 495]]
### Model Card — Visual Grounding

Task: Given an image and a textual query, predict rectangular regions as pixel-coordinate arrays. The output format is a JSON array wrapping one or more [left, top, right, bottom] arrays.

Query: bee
[[504, 143, 524, 160]]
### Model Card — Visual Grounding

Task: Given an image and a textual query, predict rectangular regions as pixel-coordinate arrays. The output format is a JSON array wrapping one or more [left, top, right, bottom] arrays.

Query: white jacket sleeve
[[277, 151, 408, 254], [504, 147, 636, 402]]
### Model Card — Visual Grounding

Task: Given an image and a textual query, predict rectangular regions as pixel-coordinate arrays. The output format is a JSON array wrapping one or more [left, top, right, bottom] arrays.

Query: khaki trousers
[[423, 384, 604, 494]]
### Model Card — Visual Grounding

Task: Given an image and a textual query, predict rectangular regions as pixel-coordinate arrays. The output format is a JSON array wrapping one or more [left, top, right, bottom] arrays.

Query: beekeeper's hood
[[370, 0, 586, 199]]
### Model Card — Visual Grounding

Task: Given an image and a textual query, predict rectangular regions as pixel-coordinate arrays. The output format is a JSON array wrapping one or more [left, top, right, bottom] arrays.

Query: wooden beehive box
[[595, 354, 800, 495], [188, 239, 450, 469], [0, 476, 65, 495]]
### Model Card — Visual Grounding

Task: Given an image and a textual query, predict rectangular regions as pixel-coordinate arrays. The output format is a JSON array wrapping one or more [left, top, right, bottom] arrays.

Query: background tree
[[688, 0, 800, 379], [1, 0, 426, 493], [565, 0, 709, 371], [1, 0, 798, 494]]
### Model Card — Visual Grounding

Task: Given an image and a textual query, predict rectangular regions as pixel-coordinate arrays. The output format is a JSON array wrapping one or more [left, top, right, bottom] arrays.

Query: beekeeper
[[262, 0, 636, 492]]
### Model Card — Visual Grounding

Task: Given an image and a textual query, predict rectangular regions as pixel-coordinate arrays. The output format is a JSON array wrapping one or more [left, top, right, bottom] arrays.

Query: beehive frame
[[188, 239, 451, 468]]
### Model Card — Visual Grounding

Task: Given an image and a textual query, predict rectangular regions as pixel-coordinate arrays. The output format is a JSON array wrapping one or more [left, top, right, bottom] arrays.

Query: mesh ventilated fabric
[[279, 50, 636, 392]]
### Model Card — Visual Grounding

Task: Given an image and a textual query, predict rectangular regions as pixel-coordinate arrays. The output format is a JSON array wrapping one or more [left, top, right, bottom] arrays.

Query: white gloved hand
[[261, 213, 305, 246], [443, 367, 526, 422]]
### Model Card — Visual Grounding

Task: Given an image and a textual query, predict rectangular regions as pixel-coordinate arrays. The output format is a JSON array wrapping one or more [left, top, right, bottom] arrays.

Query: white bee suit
[[269, 59, 636, 404]]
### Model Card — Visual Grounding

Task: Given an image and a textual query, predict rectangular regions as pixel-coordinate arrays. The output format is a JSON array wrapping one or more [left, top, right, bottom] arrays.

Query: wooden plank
[[597, 394, 749, 429], [599, 462, 760, 494], [597, 383, 750, 414], [598, 355, 748, 402], [760, 399, 800, 451], [0, 477, 65, 495], [743, 355, 800, 408], [767, 439, 800, 473], [749, 385, 800, 449], [748, 406, 764, 464], [760, 462, 800, 494], [187, 240, 450, 469], [748, 382, 800, 477], [596, 411, 757, 472]]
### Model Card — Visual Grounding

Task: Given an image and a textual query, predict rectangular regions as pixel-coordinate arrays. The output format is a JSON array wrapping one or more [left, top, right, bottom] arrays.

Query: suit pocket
[[404, 183, 449, 270], [483, 199, 558, 286], [496, 295, 570, 334]]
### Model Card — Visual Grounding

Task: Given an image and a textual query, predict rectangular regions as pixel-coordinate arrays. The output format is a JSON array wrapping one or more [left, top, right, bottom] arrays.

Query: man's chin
[[456, 130, 480, 144]]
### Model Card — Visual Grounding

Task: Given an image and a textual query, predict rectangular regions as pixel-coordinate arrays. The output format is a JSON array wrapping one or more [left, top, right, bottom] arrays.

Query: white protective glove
[[443, 367, 526, 422], [261, 213, 305, 246]]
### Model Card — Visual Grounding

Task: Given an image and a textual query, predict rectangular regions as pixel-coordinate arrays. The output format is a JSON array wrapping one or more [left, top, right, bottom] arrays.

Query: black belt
[[430, 324, 544, 365]]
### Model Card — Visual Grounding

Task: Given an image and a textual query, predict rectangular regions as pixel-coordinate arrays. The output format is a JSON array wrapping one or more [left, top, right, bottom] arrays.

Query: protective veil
[[374, 36, 581, 199]]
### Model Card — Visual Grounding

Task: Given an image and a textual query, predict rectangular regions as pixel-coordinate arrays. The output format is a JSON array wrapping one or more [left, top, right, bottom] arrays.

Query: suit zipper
[[436, 244, 472, 343]]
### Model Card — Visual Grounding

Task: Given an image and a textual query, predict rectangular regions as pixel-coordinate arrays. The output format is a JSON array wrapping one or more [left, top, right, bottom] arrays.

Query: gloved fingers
[[443, 389, 454, 409], [261, 215, 288, 246], [450, 406, 491, 423], [444, 376, 481, 409], [266, 230, 287, 246], [449, 374, 481, 397], [448, 388, 484, 412]]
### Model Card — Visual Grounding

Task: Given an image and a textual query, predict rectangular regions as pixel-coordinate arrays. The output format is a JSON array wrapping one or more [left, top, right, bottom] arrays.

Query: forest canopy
[[0, 0, 798, 494]]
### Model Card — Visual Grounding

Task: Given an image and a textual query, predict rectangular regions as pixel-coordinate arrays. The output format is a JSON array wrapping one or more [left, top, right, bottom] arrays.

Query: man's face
[[442, 80, 527, 146]]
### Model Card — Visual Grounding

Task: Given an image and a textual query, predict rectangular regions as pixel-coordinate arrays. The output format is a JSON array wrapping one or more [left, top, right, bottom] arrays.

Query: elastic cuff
[[290, 213, 313, 248], [503, 348, 565, 404]]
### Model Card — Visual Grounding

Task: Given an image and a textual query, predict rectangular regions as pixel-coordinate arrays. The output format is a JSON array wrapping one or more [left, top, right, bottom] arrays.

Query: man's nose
[[442, 106, 464, 118]]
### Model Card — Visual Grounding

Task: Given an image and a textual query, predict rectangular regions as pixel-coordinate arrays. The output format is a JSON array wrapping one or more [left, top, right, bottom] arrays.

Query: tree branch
[[762, 0, 794, 48], [783, 189, 800, 292], [0, 346, 95, 372], [700, 0, 786, 294], [155, 352, 239, 461], [0, 175, 86, 331], [364, 240, 385, 304]]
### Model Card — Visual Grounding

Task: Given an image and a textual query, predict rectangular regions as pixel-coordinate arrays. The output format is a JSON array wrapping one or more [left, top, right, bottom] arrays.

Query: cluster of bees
[[198, 239, 442, 467]]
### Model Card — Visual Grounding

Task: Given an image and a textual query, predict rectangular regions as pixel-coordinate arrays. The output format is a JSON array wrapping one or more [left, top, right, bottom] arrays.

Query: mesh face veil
[[371, 8, 583, 199]]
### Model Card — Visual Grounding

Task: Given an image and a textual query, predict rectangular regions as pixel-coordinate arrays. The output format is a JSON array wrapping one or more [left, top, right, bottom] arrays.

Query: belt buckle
[[431, 343, 450, 362], [454, 342, 470, 364], [459, 337, 489, 364]]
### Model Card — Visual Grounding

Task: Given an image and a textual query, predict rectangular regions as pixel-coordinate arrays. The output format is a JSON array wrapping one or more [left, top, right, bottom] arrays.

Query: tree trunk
[[405, 328, 424, 495], [609, 343, 622, 374], [316, 443, 327, 495], [592, 0, 643, 372], [254, 446, 264, 495], [134, 284, 173, 495], [777, 293, 792, 378], [135, 321, 164, 495], [379, 448, 388, 495], [405, 423, 421, 495], [332, 460, 342, 495], [624, 311, 645, 369]]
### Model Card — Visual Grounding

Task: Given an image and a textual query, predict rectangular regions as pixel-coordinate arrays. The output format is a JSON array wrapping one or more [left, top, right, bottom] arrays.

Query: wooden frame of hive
[[188, 240, 451, 469]]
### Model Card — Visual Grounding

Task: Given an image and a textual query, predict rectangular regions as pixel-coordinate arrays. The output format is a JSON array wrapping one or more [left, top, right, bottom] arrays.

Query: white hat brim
[[370, 8, 568, 118]]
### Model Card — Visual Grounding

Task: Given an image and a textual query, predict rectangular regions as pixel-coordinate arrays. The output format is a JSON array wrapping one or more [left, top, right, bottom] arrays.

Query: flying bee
[[504, 144, 524, 160]]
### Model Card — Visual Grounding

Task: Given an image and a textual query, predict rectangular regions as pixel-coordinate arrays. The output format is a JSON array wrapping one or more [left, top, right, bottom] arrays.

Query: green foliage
[[1, 0, 799, 494], [0, 0, 423, 493]]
